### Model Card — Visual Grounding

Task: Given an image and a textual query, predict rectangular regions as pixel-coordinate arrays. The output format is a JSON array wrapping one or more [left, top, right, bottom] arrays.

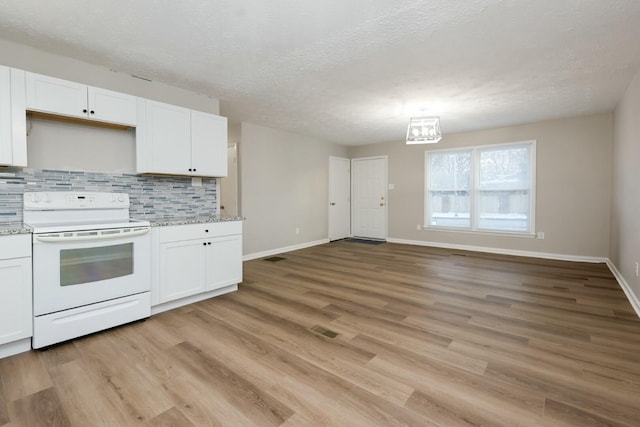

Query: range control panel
[[24, 192, 130, 210]]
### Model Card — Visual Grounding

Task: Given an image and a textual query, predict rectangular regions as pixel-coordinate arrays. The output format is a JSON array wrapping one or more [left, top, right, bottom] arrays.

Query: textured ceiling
[[1, 1, 639, 145]]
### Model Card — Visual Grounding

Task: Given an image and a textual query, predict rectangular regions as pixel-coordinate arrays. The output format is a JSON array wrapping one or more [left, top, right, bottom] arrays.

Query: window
[[425, 140, 535, 234]]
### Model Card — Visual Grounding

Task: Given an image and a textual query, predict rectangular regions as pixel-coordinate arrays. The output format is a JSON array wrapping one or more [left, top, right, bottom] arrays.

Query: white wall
[[0, 37, 220, 173], [349, 113, 613, 259], [240, 122, 348, 256], [611, 68, 640, 298], [26, 117, 136, 172]]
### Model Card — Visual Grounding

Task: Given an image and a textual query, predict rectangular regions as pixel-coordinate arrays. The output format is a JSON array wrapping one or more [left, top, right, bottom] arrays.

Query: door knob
[[330, 202, 336, 206], [380, 203, 384, 206]]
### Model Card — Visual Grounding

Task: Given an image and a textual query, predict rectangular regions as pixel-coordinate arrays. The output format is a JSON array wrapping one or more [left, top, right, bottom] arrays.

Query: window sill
[[421, 226, 537, 239]]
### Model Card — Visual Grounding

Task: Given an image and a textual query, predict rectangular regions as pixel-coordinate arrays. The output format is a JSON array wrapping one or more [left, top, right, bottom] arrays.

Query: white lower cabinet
[[152, 222, 242, 307], [205, 234, 243, 291], [0, 234, 33, 357], [159, 239, 207, 302]]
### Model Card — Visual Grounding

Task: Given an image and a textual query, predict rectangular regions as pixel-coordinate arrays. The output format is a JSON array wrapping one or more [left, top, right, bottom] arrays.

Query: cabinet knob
[[193, 168, 197, 172], [188, 168, 192, 172], [203, 242, 207, 246], [205, 229, 209, 233], [207, 242, 212, 245], [82, 109, 87, 113], [90, 110, 95, 115]]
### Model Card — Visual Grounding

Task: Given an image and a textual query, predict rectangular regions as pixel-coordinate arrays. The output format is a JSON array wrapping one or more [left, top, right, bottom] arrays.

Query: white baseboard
[[151, 284, 238, 315], [0, 338, 31, 359], [243, 239, 329, 261], [605, 260, 640, 318], [386, 238, 608, 263]]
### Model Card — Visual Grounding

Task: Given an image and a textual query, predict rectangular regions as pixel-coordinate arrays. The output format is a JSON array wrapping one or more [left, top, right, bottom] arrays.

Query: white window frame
[[424, 140, 536, 236]]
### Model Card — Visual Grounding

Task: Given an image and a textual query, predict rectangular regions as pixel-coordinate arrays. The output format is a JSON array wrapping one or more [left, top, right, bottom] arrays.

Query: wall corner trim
[[606, 259, 640, 318], [243, 239, 330, 261]]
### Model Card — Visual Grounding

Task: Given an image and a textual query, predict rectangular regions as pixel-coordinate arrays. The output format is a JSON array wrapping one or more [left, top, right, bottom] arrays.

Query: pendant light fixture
[[406, 116, 442, 144]]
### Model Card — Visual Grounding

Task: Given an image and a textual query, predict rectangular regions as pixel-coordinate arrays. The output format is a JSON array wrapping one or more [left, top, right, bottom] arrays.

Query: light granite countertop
[[0, 216, 244, 235], [0, 222, 32, 236], [146, 215, 245, 227]]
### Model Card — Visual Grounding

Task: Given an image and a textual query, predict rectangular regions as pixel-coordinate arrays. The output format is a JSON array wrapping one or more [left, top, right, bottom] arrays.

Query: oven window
[[60, 243, 134, 286]]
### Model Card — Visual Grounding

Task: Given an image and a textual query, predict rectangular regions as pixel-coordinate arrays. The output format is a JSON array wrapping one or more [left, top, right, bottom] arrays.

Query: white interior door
[[328, 156, 351, 241], [352, 157, 387, 240]]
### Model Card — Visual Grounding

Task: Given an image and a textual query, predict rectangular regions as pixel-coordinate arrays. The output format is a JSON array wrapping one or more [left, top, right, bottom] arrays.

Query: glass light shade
[[406, 116, 442, 144]]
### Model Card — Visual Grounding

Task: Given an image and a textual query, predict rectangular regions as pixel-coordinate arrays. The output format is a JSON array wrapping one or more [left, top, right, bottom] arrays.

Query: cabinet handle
[[82, 109, 87, 113]]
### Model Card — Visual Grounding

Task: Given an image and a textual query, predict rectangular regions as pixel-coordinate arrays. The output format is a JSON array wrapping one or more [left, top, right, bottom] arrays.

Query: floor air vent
[[264, 256, 287, 262], [309, 325, 339, 339]]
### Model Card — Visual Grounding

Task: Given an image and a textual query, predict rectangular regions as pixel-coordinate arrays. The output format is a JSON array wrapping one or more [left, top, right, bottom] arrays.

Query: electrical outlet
[[635, 261, 639, 277], [416, 224, 422, 230], [537, 231, 545, 239], [295, 227, 300, 235]]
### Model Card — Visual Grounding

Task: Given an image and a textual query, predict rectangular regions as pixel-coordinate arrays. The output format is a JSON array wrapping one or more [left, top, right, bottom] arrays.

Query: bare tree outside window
[[426, 142, 535, 233]]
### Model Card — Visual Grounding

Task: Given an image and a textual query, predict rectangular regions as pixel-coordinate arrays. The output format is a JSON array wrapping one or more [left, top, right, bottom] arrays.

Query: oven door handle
[[34, 227, 151, 243]]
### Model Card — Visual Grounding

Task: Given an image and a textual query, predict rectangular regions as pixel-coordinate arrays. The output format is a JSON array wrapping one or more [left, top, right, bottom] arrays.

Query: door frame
[[351, 156, 388, 240]]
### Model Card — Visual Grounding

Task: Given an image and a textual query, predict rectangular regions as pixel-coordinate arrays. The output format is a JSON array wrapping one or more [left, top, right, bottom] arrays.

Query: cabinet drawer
[[158, 221, 242, 243], [0, 234, 31, 259]]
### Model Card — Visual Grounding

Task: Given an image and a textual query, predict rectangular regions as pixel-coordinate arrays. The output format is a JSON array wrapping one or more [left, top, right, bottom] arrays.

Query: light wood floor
[[2, 241, 640, 426]]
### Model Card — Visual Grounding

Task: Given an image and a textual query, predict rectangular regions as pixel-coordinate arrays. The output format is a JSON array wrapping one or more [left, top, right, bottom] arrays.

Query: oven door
[[32, 227, 151, 316]]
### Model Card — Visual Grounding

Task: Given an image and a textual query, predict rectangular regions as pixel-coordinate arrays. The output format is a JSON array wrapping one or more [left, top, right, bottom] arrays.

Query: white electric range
[[24, 191, 151, 348]]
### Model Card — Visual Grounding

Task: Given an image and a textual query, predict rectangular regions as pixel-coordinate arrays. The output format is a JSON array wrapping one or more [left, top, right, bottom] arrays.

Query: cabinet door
[[88, 86, 137, 126], [26, 72, 88, 119], [191, 111, 228, 177], [0, 66, 12, 165], [159, 239, 206, 303], [205, 235, 242, 291], [0, 67, 27, 167], [138, 99, 191, 175], [0, 257, 33, 345]]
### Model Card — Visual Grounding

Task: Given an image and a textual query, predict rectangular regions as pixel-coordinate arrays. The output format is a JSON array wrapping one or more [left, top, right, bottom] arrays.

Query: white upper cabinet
[[0, 66, 27, 167], [137, 99, 191, 175], [26, 72, 137, 126], [191, 110, 227, 177], [136, 98, 228, 177], [87, 86, 138, 126]]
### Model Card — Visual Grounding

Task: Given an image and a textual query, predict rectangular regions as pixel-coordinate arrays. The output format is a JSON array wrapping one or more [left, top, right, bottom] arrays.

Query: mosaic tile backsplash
[[0, 168, 217, 224]]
